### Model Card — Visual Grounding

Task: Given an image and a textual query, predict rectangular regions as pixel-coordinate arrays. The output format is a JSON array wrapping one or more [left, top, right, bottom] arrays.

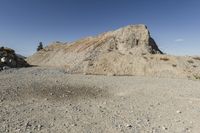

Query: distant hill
[[27, 24, 200, 79]]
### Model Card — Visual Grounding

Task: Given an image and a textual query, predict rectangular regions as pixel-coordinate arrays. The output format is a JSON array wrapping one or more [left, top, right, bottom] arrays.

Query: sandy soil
[[0, 67, 200, 133]]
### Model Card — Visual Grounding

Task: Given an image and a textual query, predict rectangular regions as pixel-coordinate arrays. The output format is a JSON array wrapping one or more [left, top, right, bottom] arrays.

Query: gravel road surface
[[0, 67, 200, 133]]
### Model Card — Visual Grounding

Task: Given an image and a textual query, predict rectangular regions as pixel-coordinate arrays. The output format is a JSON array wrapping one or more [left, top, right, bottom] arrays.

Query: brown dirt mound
[[27, 24, 200, 79]]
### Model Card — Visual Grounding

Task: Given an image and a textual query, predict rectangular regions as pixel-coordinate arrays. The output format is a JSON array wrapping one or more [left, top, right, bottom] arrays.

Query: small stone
[[1, 57, 6, 62], [150, 104, 154, 107], [162, 126, 168, 130], [175, 119, 181, 122], [118, 124, 123, 128], [126, 124, 132, 128], [50, 123, 55, 127], [72, 123, 77, 126], [176, 110, 182, 114], [38, 125, 42, 130], [3, 66, 10, 70], [15, 129, 21, 132], [185, 127, 190, 131]]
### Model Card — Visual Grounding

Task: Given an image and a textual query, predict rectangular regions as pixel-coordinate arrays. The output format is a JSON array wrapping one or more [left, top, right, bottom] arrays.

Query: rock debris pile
[[0, 47, 29, 70]]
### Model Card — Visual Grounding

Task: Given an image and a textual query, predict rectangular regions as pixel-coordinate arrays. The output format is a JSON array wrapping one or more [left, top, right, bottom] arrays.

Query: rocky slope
[[27, 24, 200, 78]]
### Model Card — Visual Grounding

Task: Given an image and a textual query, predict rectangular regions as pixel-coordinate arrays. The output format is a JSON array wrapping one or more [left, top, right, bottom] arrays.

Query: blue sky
[[0, 0, 200, 56]]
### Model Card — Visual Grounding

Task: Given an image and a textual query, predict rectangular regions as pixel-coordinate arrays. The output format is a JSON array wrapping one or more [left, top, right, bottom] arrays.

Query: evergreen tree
[[37, 42, 43, 51]]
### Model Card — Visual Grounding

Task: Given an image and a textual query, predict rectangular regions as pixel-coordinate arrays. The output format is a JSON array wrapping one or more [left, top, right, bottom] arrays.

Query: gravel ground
[[0, 67, 200, 133]]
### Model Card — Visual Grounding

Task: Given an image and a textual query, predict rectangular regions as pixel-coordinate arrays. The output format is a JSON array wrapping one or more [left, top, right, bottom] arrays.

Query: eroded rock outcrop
[[106, 24, 163, 54], [0, 47, 29, 70], [27, 24, 200, 78]]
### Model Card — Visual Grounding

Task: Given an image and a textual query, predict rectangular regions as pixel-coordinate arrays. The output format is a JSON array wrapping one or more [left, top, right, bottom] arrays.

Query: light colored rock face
[[111, 25, 150, 53], [104, 24, 162, 54], [27, 24, 200, 79]]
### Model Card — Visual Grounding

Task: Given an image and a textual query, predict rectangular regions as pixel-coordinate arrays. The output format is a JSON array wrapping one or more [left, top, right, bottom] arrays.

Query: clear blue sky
[[0, 0, 200, 56]]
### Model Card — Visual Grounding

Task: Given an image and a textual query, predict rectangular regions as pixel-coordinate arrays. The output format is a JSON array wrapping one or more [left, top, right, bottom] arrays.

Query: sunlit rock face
[[109, 24, 163, 54], [27, 24, 200, 78]]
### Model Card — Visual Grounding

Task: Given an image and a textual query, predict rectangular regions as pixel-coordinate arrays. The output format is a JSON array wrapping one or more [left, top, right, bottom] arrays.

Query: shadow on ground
[[19, 83, 110, 103]]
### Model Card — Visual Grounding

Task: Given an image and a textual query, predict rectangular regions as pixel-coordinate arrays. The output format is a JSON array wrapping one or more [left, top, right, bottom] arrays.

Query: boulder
[[0, 47, 29, 70]]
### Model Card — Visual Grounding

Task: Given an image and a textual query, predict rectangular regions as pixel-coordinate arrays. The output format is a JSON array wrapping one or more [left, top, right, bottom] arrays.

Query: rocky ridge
[[27, 24, 200, 78]]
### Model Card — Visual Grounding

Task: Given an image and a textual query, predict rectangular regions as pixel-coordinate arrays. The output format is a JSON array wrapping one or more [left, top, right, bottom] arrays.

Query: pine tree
[[37, 42, 43, 51]]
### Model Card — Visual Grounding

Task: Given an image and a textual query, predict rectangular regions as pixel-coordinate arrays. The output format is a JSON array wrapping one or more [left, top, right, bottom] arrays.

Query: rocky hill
[[27, 24, 200, 78]]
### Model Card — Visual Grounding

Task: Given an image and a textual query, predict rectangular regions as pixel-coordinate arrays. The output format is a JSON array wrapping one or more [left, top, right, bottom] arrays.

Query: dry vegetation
[[160, 57, 169, 61], [172, 64, 177, 67], [193, 57, 200, 61], [187, 60, 194, 64], [194, 74, 200, 80]]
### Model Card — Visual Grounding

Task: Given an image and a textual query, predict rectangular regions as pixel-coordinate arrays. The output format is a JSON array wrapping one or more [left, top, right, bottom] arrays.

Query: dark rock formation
[[0, 47, 29, 70]]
